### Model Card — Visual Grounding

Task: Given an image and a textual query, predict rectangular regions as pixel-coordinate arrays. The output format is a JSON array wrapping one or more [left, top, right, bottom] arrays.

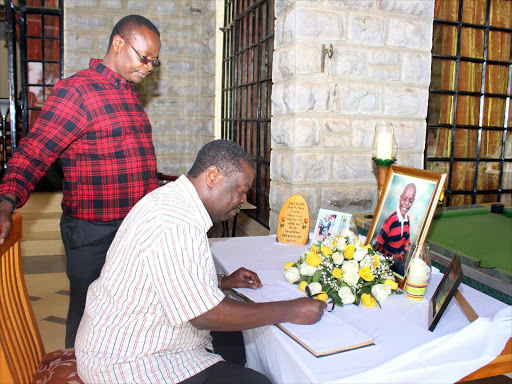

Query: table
[[210, 235, 512, 384], [357, 204, 512, 300], [427, 205, 512, 297]]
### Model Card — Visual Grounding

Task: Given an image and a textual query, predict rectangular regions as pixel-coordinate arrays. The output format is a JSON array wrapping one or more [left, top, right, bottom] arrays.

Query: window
[[221, 0, 274, 227], [426, 0, 511, 205]]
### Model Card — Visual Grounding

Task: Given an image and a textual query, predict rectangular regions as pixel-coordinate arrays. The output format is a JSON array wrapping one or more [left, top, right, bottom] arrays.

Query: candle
[[376, 131, 393, 159]]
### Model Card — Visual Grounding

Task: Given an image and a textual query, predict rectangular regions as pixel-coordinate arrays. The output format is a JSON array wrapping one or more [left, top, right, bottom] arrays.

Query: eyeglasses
[[125, 39, 161, 68]]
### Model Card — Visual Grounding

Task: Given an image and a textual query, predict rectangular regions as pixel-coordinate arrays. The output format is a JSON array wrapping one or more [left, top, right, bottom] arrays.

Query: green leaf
[[312, 271, 322, 282]]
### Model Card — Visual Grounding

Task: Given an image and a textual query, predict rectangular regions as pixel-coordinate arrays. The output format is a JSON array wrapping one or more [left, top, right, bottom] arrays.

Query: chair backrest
[[0, 213, 45, 384]]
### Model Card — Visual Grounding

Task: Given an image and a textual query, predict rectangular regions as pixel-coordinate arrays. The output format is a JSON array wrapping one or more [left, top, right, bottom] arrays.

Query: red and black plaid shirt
[[0, 59, 158, 221]]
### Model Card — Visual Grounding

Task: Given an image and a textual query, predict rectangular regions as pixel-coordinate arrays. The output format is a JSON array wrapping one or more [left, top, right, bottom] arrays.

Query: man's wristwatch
[[0, 195, 17, 213]]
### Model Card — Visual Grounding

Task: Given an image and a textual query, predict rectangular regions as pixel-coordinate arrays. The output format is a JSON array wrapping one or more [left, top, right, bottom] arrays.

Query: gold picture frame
[[365, 165, 447, 279]]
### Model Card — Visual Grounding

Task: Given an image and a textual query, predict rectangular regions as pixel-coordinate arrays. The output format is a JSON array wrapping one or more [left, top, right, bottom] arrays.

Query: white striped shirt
[[76, 175, 225, 383]]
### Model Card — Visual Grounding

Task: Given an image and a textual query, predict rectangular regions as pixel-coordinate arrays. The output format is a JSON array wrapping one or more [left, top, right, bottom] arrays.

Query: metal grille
[[1, 0, 63, 185], [425, 0, 512, 205], [221, 0, 274, 228]]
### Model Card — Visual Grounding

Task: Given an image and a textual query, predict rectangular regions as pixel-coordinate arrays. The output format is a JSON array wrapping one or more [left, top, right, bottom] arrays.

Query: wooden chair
[[0, 213, 83, 384]]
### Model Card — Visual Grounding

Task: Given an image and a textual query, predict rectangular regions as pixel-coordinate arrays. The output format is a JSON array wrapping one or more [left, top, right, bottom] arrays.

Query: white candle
[[376, 131, 393, 159]]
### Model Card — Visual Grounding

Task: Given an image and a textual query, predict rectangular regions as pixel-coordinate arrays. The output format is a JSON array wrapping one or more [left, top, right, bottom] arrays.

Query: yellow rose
[[298, 281, 308, 292], [332, 267, 342, 279], [315, 292, 329, 301], [373, 255, 380, 268], [305, 251, 322, 267], [359, 265, 375, 282], [344, 244, 355, 259], [361, 293, 376, 307], [384, 278, 398, 290], [320, 245, 333, 257], [311, 244, 319, 253], [332, 240, 337, 247], [284, 262, 295, 271]]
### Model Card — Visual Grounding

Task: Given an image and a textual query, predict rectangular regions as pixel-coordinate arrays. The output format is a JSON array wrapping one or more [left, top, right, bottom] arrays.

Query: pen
[[305, 285, 313, 299]]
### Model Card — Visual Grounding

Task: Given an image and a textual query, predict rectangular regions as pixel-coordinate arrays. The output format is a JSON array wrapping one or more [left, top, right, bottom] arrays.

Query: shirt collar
[[395, 208, 409, 237], [396, 208, 409, 223], [176, 175, 213, 232], [89, 59, 133, 90]]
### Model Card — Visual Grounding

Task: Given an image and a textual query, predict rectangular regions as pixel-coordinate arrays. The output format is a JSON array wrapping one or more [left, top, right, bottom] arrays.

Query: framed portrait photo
[[428, 255, 463, 331], [313, 209, 352, 242], [366, 165, 447, 279]]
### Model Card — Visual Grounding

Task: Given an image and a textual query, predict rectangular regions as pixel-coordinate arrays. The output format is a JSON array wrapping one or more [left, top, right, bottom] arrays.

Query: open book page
[[233, 281, 374, 357], [234, 280, 304, 303]]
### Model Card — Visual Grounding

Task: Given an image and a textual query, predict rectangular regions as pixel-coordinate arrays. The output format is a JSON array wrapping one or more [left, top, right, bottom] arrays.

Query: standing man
[[0, 15, 161, 348], [75, 140, 326, 384], [372, 183, 417, 275]]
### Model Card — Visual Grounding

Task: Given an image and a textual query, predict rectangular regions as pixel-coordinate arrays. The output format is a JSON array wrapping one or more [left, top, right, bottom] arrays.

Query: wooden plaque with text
[[276, 194, 310, 245]]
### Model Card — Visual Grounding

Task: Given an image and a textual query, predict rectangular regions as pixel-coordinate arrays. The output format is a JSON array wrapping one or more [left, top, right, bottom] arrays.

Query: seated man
[[75, 139, 326, 384]]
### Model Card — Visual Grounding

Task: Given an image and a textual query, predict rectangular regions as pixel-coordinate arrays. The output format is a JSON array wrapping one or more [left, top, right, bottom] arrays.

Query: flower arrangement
[[284, 231, 400, 308]]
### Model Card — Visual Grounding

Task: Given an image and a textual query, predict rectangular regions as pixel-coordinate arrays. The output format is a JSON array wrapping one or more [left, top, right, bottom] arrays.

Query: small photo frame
[[428, 255, 463, 332], [366, 165, 446, 278], [313, 209, 351, 242]]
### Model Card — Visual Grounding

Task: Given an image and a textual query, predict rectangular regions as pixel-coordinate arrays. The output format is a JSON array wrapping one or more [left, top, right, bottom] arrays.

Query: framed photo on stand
[[313, 209, 352, 242], [365, 165, 446, 279], [428, 255, 463, 331]]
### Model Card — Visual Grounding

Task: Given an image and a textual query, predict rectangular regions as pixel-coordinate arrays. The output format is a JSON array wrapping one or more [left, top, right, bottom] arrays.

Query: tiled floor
[[23, 213, 269, 352]]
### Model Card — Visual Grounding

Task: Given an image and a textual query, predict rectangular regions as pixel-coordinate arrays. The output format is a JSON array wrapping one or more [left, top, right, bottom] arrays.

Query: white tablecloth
[[210, 235, 512, 384]]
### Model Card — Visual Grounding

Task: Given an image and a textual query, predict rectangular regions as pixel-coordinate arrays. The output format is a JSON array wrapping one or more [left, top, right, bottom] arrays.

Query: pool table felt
[[426, 207, 512, 275]]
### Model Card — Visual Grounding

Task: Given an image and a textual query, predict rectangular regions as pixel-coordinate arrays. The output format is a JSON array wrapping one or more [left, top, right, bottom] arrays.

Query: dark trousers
[[60, 214, 123, 348], [179, 361, 271, 384], [211, 331, 246, 367]]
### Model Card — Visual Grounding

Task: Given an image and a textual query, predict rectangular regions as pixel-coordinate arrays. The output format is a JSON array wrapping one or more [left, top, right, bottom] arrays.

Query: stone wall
[[64, 0, 216, 176], [270, 0, 435, 232]]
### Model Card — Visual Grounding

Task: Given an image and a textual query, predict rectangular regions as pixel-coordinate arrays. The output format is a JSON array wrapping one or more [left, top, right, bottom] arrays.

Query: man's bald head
[[399, 183, 416, 216]]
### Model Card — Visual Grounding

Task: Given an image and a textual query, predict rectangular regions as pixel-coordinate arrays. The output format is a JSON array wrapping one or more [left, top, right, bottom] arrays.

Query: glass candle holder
[[404, 243, 432, 302]]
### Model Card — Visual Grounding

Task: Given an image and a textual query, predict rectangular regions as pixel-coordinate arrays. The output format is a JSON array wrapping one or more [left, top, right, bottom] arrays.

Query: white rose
[[342, 272, 360, 287], [300, 263, 318, 276], [341, 229, 357, 242], [336, 236, 347, 246], [371, 284, 392, 302], [308, 282, 322, 295], [342, 260, 359, 275], [284, 267, 300, 284], [359, 254, 373, 267], [332, 251, 344, 265], [353, 248, 367, 262], [338, 286, 356, 305]]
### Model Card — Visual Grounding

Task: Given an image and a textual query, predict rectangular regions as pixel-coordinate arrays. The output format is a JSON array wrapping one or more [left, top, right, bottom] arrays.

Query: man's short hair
[[188, 139, 255, 178], [108, 15, 160, 50]]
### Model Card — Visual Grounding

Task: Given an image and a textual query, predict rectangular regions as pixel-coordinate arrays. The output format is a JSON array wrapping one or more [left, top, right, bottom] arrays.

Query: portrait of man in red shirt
[[372, 183, 416, 275]]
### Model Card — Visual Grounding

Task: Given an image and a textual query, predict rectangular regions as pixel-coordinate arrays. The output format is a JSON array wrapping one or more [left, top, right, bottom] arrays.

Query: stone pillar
[[270, 0, 435, 233], [64, 0, 216, 176]]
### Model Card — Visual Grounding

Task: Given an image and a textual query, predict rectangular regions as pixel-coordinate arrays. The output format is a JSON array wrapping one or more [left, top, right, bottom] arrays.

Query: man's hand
[[221, 267, 263, 290], [286, 297, 327, 325], [0, 201, 12, 245]]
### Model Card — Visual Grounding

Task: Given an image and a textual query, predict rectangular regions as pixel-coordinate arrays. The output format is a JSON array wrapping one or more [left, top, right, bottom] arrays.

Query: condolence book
[[233, 280, 374, 357]]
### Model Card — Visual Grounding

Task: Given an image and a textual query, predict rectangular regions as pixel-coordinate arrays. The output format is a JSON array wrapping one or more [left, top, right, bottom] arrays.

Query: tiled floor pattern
[[23, 213, 269, 352]]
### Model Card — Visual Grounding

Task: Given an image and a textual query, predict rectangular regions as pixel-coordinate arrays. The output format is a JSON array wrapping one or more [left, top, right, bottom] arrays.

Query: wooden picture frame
[[428, 255, 463, 331], [366, 165, 446, 279], [313, 209, 351, 242]]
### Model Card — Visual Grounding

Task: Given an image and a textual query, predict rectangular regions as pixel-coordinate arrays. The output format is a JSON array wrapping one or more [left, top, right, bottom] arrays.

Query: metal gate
[[221, 0, 274, 228], [0, 0, 64, 188]]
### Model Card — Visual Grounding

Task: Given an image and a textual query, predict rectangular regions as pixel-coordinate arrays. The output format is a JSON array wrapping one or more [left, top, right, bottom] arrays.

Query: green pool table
[[426, 204, 512, 299]]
